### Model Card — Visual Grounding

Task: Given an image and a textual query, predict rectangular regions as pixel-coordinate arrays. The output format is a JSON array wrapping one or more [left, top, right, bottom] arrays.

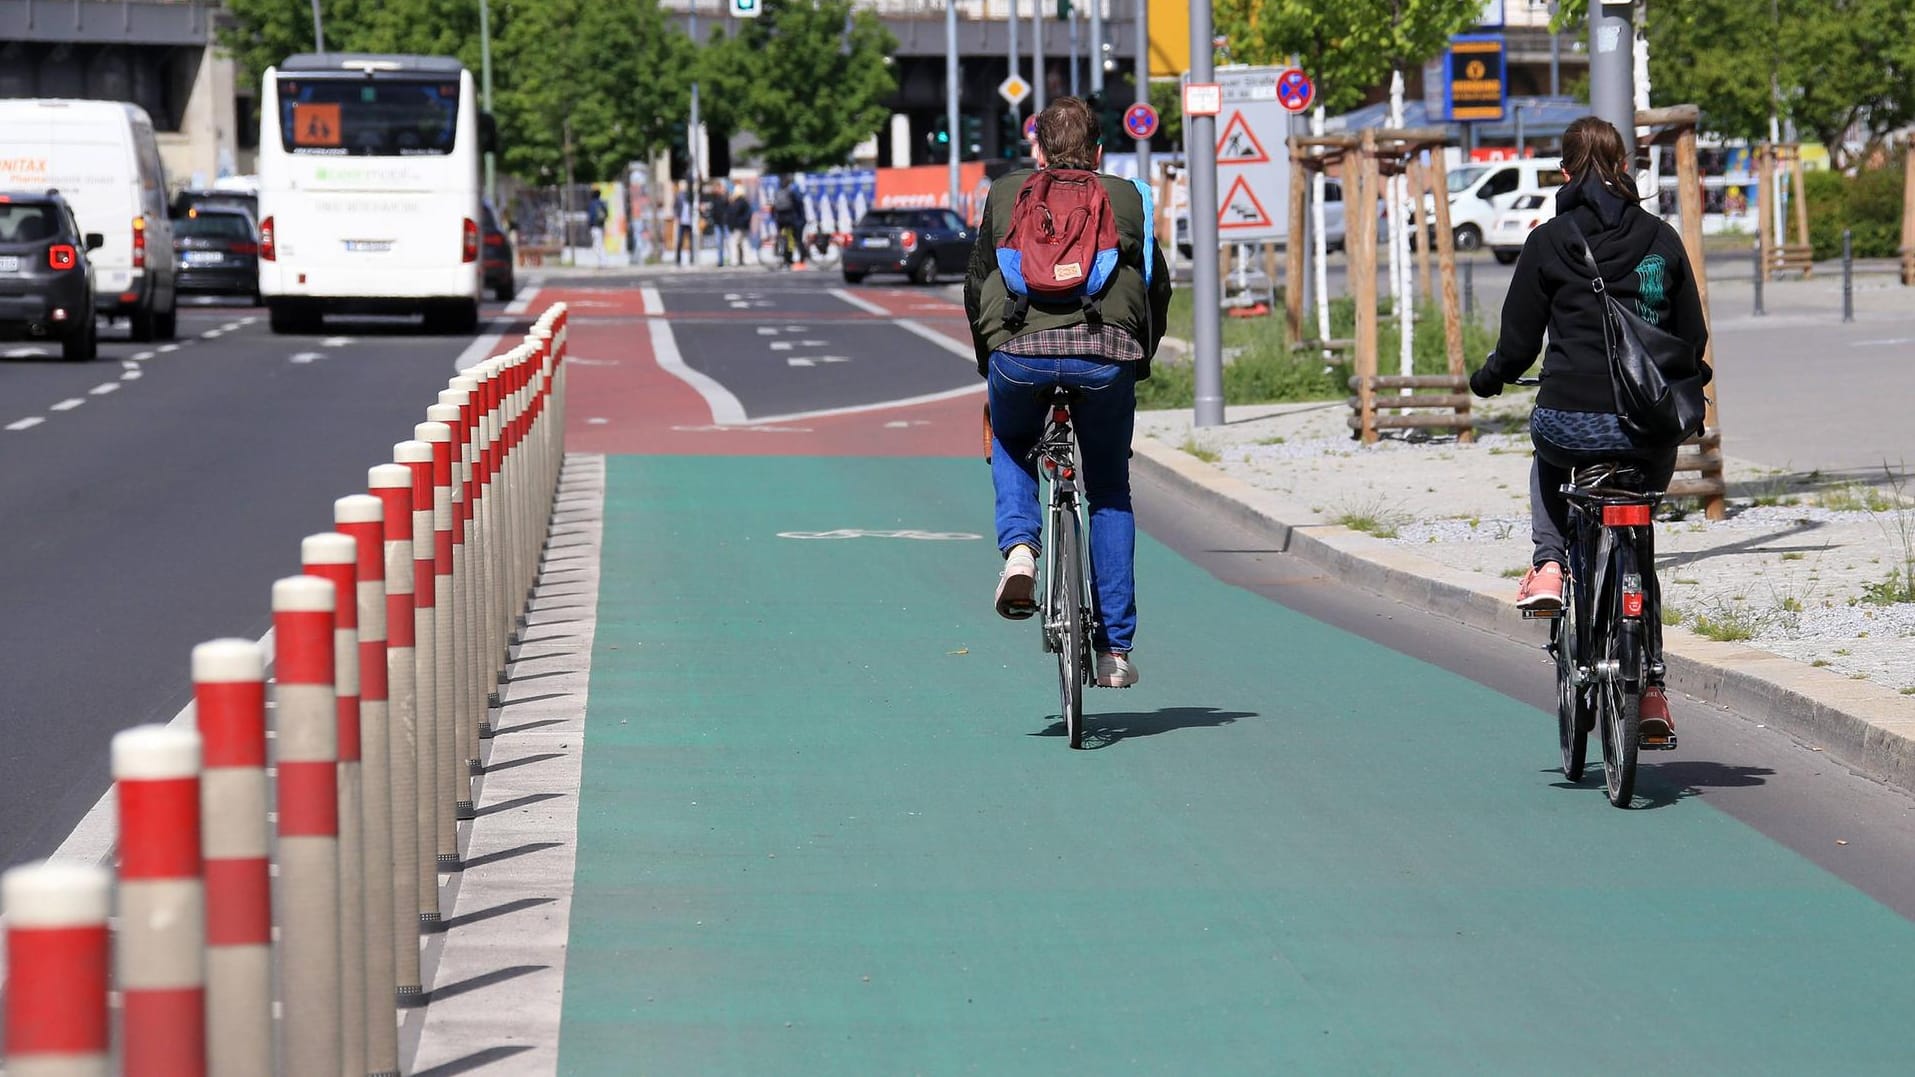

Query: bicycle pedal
[[1521, 608, 1562, 620], [1639, 734, 1678, 751]]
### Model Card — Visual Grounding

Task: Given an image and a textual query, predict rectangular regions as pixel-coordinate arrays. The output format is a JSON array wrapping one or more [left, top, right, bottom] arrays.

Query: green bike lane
[[558, 452, 1915, 1074]]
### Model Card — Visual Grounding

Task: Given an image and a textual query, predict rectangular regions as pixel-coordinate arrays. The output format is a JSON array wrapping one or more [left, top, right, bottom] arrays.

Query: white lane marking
[[120, 369, 142, 381], [290, 352, 324, 364], [6, 416, 45, 430], [828, 287, 976, 362], [778, 529, 982, 540], [787, 357, 813, 366], [0, 627, 275, 992], [744, 382, 985, 426], [5, 347, 48, 358], [1853, 336, 1915, 347], [131, 350, 156, 361], [121, 360, 140, 370], [240, 316, 259, 325], [450, 285, 543, 374], [321, 336, 353, 347], [50, 398, 86, 411], [221, 321, 243, 332], [201, 328, 224, 339], [564, 356, 617, 367], [586, 417, 609, 425], [785, 355, 851, 367], [89, 382, 121, 396], [158, 343, 181, 353], [769, 340, 794, 351], [405, 457, 603, 1074], [755, 326, 779, 336], [640, 285, 746, 424]]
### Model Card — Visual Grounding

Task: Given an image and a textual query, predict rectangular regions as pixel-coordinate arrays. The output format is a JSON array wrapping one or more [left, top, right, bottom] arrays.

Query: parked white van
[[1442, 156, 1563, 253], [0, 99, 179, 340]]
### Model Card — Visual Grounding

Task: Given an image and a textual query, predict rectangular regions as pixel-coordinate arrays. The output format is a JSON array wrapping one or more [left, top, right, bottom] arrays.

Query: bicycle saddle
[[1570, 462, 1647, 492]]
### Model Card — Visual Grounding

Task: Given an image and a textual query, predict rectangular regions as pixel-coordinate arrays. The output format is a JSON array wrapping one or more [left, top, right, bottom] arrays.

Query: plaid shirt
[[1001, 322, 1145, 362]]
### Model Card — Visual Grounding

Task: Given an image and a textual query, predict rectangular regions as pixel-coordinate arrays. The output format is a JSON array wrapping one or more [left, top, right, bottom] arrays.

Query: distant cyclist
[[772, 179, 806, 268], [1469, 115, 1711, 742], [964, 97, 1172, 689]]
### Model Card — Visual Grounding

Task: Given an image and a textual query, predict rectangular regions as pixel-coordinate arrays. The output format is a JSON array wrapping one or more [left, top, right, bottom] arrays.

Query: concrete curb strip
[[1131, 436, 1915, 795]]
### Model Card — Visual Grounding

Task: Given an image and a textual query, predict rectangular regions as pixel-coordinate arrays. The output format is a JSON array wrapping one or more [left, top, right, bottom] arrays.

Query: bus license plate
[[0, 256, 18, 273], [344, 240, 393, 253]]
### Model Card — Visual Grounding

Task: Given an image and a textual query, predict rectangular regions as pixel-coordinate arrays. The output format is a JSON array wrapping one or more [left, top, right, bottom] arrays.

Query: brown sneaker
[[1639, 686, 1675, 745], [1516, 561, 1565, 612]]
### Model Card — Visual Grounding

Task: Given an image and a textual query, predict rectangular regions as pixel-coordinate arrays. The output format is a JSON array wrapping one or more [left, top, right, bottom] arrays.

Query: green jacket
[[963, 168, 1173, 379]]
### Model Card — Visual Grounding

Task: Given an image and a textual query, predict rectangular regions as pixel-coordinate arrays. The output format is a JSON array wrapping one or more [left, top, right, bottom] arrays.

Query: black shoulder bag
[[1561, 217, 1709, 444]]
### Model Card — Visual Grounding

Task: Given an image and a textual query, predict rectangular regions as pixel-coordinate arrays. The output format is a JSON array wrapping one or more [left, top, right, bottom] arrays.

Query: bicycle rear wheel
[[1599, 548, 1642, 807], [1554, 580, 1589, 782], [1053, 508, 1086, 749]]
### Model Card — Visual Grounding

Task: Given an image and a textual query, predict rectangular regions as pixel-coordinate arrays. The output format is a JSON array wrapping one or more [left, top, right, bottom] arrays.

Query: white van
[[0, 99, 179, 340], [1441, 156, 1563, 253]]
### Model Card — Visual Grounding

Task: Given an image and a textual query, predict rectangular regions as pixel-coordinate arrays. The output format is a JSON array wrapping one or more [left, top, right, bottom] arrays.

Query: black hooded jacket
[[1483, 171, 1709, 413]]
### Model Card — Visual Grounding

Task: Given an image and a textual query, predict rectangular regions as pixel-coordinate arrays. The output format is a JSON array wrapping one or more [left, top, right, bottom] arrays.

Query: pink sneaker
[[1516, 561, 1565, 612]]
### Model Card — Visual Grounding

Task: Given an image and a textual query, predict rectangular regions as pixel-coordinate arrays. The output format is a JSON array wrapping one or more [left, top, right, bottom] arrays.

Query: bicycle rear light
[[1602, 504, 1652, 527], [1621, 573, 1644, 618]]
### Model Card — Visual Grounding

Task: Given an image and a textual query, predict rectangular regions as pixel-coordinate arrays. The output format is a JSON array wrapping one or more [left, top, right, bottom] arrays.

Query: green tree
[[1213, 0, 1484, 115], [699, 0, 896, 174]]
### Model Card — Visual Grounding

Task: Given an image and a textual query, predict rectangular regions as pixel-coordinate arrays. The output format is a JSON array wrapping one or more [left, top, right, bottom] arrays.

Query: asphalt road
[[0, 297, 526, 871]]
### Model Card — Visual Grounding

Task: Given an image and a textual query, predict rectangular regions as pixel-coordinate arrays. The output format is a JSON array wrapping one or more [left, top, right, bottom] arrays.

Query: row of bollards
[[3, 302, 571, 1077]]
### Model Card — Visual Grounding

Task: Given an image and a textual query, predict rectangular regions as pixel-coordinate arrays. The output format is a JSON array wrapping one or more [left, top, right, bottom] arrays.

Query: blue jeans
[[987, 351, 1137, 653]]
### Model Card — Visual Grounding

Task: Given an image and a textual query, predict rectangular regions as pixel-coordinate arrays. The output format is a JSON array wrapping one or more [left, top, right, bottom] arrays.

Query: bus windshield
[[277, 76, 460, 157]]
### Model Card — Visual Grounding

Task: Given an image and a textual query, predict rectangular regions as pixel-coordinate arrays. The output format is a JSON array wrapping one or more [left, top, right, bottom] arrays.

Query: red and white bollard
[[431, 396, 478, 820], [301, 533, 367, 1073], [192, 639, 271, 1077], [475, 357, 507, 709], [113, 723, 207, 1077], [418, 418, 463, 867], [396, 439, 445, 926], [337, 494, 401, 1074], [272, 575, 341, 1077], [445, 379, 491, 760], [369, 462, 424, 1003], [3, 862, 112, 1077]]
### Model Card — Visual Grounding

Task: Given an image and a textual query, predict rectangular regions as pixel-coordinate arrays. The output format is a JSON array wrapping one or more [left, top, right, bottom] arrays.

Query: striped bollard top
[[113, 724, 207, 1077], [3, 862, 113, 1077]]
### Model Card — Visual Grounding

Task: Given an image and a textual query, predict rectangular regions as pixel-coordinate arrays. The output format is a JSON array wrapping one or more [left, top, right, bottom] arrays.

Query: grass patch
[[1692, 602, 1770, 642], [1178, 435, 1220, 464], [1660, 605, 1684, 626], [1500, 566, 1527, 578], [1812, 659, 1831, 668], [1902, 687, 1915, 696], [1860, 569, 1915, 606], [1334, 497, 1404, 539], [1781, 552, 1805, 562], [1818, 484, 1898, 513]]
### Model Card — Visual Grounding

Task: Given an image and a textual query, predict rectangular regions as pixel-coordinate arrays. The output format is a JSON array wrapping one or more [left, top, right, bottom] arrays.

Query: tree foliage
[[1213, 0, 1485, 115], [701, 0, 897, 174]]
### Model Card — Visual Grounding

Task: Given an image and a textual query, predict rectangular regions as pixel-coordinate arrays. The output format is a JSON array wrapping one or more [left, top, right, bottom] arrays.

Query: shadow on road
[[1545, 759, 1775, 808], [1032, 706, 1259, 748]]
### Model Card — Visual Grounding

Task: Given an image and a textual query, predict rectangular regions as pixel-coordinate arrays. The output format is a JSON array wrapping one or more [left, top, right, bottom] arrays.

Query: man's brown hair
[[1034, 96, 1100, 170]]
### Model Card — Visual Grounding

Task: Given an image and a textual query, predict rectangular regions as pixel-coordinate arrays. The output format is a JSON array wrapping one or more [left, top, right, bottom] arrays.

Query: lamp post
[[310, 0, 326, 52], [480, 0, 496, 205]]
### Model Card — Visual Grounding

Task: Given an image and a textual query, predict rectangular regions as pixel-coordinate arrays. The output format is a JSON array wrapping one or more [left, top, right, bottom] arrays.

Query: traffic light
[[924, 116, 951, 164], [999, 111, 1023, 159], [1088, 91, 1125, 149], [1055, 0, 1071, 17], [960, 113, 984, 160]]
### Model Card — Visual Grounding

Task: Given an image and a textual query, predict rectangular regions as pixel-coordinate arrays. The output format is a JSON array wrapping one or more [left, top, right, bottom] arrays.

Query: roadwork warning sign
[[1215, 112, 1270, 165], [1206, 67, 1291, 243]]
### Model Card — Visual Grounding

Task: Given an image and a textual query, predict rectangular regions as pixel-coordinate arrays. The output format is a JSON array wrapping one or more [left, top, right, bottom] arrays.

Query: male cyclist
[[964, 97, 1172, 688]]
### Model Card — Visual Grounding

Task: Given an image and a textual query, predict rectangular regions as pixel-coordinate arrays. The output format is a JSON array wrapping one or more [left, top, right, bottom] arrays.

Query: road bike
[[1028, 389, 1098, 749], [1518, 396, 1676, 807]]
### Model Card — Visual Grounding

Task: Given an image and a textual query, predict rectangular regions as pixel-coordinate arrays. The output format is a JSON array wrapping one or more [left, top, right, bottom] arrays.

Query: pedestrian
[[727, 187, 753, 266], [674, 183, 694, 267], [1469, 114, 1712, 744], [709, 183, 730, 267], [587, 189, 608, 267], [964, 96, 1172, 689]]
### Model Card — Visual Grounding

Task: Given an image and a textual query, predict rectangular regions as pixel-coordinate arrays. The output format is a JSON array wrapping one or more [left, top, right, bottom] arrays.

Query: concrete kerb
[[1131, 436, 1915, 795]]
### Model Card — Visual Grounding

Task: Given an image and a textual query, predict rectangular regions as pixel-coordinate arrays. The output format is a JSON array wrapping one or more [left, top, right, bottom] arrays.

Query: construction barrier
[[2, 304, 571, 1076]]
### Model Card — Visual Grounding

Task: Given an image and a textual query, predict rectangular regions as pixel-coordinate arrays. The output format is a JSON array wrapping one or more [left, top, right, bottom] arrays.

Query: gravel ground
[[1139, 400, 1915, 694]]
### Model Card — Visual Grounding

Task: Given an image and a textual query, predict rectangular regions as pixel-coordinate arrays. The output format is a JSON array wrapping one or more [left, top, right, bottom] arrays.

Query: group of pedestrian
[[673, 182, 762, 267]]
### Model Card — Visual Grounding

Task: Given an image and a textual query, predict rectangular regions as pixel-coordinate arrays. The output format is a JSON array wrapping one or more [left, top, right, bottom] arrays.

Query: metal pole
[[480, 0, 496, 205], [1463, 257, 1475, 321], [1032, 0, 1046, 112], [947, 0, 961, 209], [1008, 0, 1021, 142], [1842, 228, 1854, 321], [1514, 104, 1525, 155], [1550, 30, 1560, 96], [309, 0, 325, 52], [1189, 0, 1221, 427], [1090, 0, 1104, 94], [689, 2, 702, 265], [1068, 2, 1080, 97], [1588, 0, 1636, 158], [1752, 236, 1764, 315], [1133, 0, 1150, 179]]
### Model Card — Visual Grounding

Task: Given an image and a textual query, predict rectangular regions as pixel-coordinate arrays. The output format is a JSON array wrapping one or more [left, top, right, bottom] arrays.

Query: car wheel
[[426, 299, 481, 335], [912, 255, 937, 286], [1453, 224, 1484, 252], [62, 316, 97, 361], [1494, 250, 1519, 265], [268, 299, 315, 335], [129, 303, 155, 342], [494, 277, 515, 303], [842, 270, 866, 284], [154, 304, 177, 341]]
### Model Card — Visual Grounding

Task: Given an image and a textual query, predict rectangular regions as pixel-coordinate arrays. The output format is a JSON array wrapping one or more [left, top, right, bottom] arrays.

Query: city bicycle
[[1518, 385, 1676, 807], [758, 226, 843, 270], [1029, 388, 1097, 749]]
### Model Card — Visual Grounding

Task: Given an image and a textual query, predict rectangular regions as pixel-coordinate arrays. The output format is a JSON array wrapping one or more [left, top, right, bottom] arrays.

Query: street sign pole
[[1589, 0, 1636, 157], [947, 0, 961, 210], [1089, 0, 1104, 95], [689, 2, 702, 263], [480, 0, 495, 206], [1007, 0, 1021, 148], [1189, 0, 1222, 428], [1133, 0, 1150, 180], [1032, 0, 1046, 113]]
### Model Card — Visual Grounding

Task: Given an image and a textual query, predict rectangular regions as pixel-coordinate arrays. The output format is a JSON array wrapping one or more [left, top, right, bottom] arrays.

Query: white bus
[[257, 53, 487, 335]]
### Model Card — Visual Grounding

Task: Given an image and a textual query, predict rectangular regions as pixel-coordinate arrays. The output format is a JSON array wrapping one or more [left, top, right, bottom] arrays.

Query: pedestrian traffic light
[[1055, 0, 1071, 18], [960, 113, 984, 160]]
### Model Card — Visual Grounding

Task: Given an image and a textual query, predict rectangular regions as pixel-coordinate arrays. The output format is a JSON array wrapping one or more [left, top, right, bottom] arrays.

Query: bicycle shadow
[[1032, 706, 1258, 749], [1544, 759, 1775, 809]]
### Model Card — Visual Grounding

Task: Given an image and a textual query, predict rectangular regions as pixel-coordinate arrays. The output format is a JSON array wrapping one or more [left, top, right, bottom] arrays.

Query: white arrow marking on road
[[130, 351, 155, 362], [787, 357, 814, 367], [290, 352, 323, 364], [5, 417, 44, 430], [322, 336, 353, 347], [89, 382, 120, 396], [50, 398, 85, 412], [158, 344, 180, 353]]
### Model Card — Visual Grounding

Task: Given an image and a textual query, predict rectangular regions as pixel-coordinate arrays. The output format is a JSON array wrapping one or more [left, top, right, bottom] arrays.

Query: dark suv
[[0, 191, 100, 360]]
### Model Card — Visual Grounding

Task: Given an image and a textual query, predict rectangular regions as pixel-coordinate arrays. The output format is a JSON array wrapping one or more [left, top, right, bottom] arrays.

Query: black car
[[841, 209, 974, 285], [482, 200, 515, 302], [0, 191, 100, 360], [172, 207, 261, 304], [172, 188, 258, 224]]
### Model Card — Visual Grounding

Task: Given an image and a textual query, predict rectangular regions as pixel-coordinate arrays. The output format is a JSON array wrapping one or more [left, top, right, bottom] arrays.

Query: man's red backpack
[[994, 168, 1121, 327]]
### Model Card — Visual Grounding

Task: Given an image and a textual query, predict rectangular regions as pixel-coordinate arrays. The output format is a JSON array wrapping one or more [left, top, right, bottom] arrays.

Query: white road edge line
[[158, 344, 181, 353], [0, 628, 276, 993], [451, 285, 542, 373], [827, 286, 975, 361], [641, 285, 747, 424], [131, 351, 155, 362], [49, 398, 86, 412], [5, 416, 45, 431]]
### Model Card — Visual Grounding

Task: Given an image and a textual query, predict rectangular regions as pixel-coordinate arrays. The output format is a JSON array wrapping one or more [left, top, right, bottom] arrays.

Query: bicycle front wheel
[[1053, 508, 1086, 749], [1599, 549, 1642, 807]]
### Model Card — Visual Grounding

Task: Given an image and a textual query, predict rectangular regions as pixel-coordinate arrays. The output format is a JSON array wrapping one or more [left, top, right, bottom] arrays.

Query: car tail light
[[1621, 574, 1644, 619], [1602, 504, 1652, 527], [47, 244, 78, 270], [899, 229, 918, 251], [259, 216, 276, 261], [230, 241, 259, 256], [131, 215, 147, 268], [462, 218, 479, 263]]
